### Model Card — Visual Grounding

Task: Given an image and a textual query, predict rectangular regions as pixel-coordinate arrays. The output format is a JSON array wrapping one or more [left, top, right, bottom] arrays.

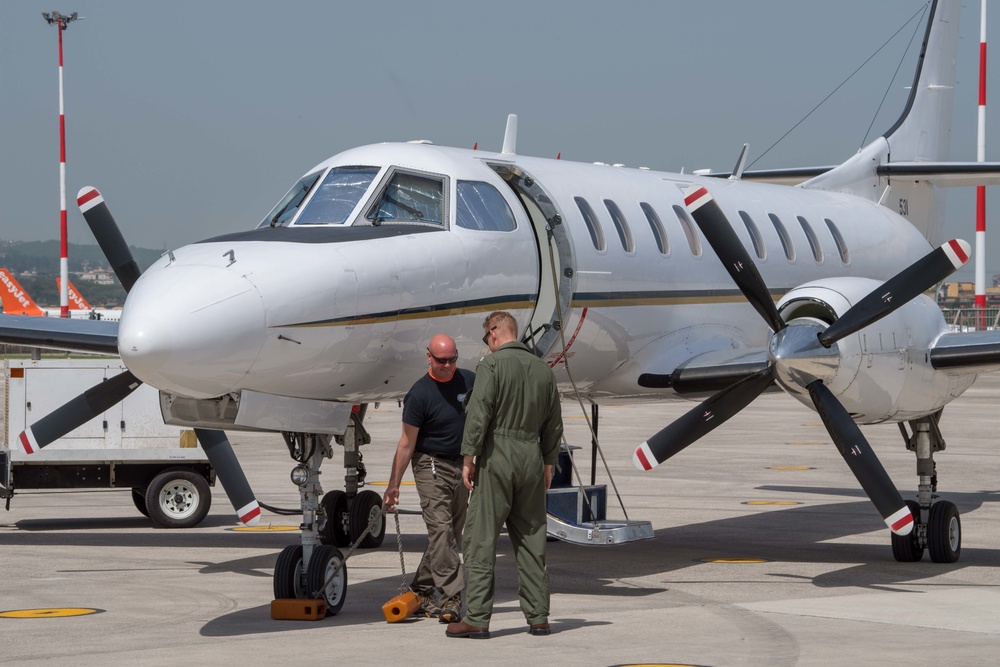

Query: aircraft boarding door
[[488, 163, 575, 359]]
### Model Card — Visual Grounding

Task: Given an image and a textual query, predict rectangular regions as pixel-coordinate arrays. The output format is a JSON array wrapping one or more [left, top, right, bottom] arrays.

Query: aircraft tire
[[928, 500, 961, 563], [890, 500, 923, 562], [144, 468, 211, 528], [306, 545, 347, 616], [273, 544, 306, 599], [320, 490, 350, 547], [131, 488, 150, 518], [348, 490, 385, 549]]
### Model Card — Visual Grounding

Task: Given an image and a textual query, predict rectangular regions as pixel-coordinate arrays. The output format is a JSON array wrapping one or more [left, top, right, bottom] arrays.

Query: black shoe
[[528, 623, 551, 636]]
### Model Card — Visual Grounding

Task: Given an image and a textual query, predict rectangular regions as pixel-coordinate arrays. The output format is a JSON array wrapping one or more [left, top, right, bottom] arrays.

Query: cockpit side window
[[367, 171, 444, 225], [456, 181, 516, 231], [295, 166, 380, 225], [258, 170, 323, 228]]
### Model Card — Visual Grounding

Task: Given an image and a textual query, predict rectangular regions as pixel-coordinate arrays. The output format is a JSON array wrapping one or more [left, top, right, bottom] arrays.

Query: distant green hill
[[0, 240, 165, 307]]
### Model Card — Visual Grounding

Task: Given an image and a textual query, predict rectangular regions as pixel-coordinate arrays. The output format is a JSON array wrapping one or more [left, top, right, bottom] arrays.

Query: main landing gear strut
[[893, 411, 961, 563], [272, 405, 386, 615]]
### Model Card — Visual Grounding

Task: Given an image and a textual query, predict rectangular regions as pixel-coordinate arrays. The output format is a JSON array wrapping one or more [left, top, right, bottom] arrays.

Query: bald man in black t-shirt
[[383, 334, 474, 623]]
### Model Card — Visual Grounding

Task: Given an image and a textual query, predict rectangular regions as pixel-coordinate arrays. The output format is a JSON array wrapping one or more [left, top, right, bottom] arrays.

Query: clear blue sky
[[1, 1, 997, 280]]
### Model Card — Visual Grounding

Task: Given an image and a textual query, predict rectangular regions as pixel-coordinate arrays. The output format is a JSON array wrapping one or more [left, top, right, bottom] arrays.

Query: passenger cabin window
[[575, 197, 606, 251], [797, 216, 823, 262], [825, 218, 850, 263], [604, 199, 635, 253], [259, 170, 323, 228], [768, 213, 795, 261], [367, 171, 444, 224], [738, 211, 766, 260], [296, 166, 380, 225], [456, 181, 516, 231], [672, 205, 702, 256], [640, 202, 669, 255]]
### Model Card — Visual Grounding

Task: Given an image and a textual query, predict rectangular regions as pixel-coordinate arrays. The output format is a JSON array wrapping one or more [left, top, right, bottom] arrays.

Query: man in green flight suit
[[445, 311, 564, 639]]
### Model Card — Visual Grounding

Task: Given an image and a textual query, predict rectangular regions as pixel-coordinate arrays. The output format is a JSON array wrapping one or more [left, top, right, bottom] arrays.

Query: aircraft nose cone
[[119, 266, 266, 398]]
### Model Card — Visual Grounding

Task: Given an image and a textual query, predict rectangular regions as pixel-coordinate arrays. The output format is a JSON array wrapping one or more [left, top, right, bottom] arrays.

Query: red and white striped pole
[[975, 0, 988, 329], [43, 11, 81, 318]]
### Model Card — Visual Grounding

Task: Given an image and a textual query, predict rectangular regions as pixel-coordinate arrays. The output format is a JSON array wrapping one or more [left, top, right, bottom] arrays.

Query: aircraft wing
[[877, 162, 1000, 187], [0, 314, 119, 356], [931, 330, 1000, 373]]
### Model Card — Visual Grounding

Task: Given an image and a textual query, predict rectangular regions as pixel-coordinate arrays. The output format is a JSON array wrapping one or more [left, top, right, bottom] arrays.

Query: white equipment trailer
[[0, 359, 215, 528]]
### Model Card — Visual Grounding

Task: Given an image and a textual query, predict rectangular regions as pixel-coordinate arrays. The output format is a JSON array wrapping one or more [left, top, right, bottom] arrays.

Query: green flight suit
[[460, 341, 563, 628]]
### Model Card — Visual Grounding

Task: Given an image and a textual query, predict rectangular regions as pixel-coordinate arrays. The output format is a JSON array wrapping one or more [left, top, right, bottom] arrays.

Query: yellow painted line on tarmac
[[743, 500, 801, 506], [1, 608, 103, 619], [228, 525, 299, 533], [699, 558, 768, 564], [768, 465, 814, 470]]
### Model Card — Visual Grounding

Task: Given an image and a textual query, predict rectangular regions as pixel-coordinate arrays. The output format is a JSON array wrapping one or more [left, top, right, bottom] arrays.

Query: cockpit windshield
[[296, 166, 380, 225], [366, 171, 444, 225], [258, 170, 322, 228]]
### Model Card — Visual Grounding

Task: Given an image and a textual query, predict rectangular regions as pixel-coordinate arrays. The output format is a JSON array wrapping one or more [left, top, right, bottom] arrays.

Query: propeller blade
[[684, 186, 785, 333], [634, 368, 773, 470], [77, 187, 143, 293], [819, 239, 971, 347], [194, 428, 260, 526], [18, 371, 142, 454], [806, 381, 913, 535]]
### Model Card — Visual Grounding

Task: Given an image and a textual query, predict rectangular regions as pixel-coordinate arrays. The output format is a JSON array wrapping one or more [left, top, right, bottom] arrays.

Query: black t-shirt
[[402, 369, 475, 457]]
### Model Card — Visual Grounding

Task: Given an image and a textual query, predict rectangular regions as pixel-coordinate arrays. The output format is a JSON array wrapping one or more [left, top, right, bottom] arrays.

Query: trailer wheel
[[145, 468, 212, 528], [131, 488, 150, 518]]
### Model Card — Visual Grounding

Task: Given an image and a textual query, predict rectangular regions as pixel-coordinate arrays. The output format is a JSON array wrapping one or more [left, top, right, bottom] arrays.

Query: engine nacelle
[[776, 278, 974, 424]]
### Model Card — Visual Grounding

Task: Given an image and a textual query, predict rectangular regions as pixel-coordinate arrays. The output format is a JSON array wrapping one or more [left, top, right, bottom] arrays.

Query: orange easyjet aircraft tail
[[56, 277, 93, 311], [0, 268, 46, 316]]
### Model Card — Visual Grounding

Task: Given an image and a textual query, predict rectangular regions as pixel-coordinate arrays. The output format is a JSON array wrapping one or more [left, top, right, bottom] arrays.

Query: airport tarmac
[[2, 374, 1000, 666]]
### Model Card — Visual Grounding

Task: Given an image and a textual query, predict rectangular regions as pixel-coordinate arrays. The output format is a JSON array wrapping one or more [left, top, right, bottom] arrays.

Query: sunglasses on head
[[482, 326, 497, 345], [427, 349, 458, 365]]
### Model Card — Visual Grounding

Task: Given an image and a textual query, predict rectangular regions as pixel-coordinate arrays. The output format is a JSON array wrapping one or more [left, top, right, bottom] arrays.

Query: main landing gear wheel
[[320, 490, 350, 548], [144, 468, 211, 528], [273, 544, 307, 599], [891, 500, 924, 562], [307, 545, 347, 616], [348, 489, 385, 548], [928, 500, 961, 563]]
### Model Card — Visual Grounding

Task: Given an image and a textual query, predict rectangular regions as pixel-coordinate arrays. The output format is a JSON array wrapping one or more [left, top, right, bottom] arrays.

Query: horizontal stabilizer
[[876, 162, 1000, 187]]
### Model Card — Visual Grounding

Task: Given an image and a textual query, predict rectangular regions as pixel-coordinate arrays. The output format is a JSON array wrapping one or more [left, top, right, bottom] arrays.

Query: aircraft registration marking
[[0, 608, 103, 618]]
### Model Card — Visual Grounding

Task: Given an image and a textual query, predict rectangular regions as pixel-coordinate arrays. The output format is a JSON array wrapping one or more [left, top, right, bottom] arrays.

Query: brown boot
[[445, 620, 490, 639]]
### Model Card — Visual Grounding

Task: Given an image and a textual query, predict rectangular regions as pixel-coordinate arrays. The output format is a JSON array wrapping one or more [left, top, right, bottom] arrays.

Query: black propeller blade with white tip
[[818, 238, 971, 347], [17, 188, 261, 526], [18, 370, 142, 454], [807, 381, 913, 535], [77, 187, 142, 292], [684, 186, 785, 334], [634, 368, 773, 470]]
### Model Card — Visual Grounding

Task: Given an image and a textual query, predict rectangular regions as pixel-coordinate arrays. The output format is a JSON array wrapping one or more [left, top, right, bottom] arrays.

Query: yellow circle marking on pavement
[[768, 465, 814, 470], [743, 500, 801, 505], [699, 558, 768, 564], [368, 481, 416, 487], [0, 608, 102, 619], [228, 525, 299, 532]]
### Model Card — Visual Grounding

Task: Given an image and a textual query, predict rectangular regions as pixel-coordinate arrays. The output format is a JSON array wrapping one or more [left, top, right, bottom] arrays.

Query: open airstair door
[[487, 162, 575, 358]]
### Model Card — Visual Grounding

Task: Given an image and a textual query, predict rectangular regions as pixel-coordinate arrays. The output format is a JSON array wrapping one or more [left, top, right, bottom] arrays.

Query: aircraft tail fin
[[0, 269, 46, 317], [802, 0, 961, 246], [57, 278, 93, 311]]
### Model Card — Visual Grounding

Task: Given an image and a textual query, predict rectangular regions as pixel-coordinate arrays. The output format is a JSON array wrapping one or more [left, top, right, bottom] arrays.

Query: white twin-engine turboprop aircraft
[[4, 0, 1000, 614]]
